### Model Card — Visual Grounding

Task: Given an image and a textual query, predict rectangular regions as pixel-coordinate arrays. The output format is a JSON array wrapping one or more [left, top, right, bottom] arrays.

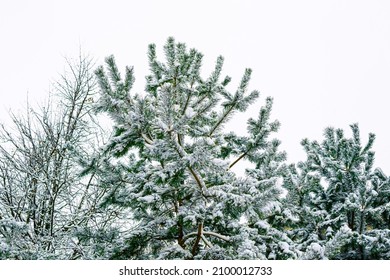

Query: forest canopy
[[1, 38, 389, 260]]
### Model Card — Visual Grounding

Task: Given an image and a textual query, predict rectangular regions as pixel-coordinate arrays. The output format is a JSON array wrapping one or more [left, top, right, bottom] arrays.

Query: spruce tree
[[92, 37, 289, 259]]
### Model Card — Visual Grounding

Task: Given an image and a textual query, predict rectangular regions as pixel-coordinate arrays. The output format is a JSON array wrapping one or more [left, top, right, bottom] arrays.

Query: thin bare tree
[[0, 55, 119, 259]]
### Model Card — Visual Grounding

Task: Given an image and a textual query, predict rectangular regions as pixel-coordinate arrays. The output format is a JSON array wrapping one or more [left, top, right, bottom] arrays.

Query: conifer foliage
[[93, 37, 287, 259], [283, 124, 390, 259], [1, 37, 389, 260]]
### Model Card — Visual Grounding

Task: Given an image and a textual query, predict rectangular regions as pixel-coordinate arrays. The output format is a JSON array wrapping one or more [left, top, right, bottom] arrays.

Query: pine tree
[[92, 37, 288, 259], [283, 124, 390, 259]]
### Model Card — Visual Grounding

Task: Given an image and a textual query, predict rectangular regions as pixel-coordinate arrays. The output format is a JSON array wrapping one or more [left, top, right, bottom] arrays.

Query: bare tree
[[0, 55, 119, 259]]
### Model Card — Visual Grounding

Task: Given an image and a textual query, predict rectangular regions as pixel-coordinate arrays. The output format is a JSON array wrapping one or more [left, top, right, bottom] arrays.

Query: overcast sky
[[1, 0, 390, 174]]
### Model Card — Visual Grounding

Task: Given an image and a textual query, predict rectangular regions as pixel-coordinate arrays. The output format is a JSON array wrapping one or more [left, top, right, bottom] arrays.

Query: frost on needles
[[92, 37, 292, 259], [90, 38, 390, 260], [2, 37, 389, 260], [283, 124, 390, 259]]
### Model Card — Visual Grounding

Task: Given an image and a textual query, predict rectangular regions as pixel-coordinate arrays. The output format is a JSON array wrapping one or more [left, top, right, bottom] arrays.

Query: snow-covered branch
[[183, 230, 230, 243]]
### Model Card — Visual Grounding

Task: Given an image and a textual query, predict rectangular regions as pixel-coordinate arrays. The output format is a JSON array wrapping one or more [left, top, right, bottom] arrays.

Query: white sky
[[1, 0, 390, 174]]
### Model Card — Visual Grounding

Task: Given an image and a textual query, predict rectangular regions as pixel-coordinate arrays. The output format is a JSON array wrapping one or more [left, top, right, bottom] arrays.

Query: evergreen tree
[[2, 39, 389, 260], [92, 37, 290, 259], [283, 124, 390, 259]]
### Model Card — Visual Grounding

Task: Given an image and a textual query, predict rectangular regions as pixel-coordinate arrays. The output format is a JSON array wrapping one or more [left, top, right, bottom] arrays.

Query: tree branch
[[228, 151, 248, 170], [183, 230, 230, 242], [192, 221, 203, 255], [208, 104, 235, 137], [141, 133, 154, 145]]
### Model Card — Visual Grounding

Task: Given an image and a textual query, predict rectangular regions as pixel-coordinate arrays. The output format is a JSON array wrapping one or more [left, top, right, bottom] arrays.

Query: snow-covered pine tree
[[284, 124, 390, 259], [235, 105, 298, 259], [282, 160, 329, 259], [92, 37, 289, 259]]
